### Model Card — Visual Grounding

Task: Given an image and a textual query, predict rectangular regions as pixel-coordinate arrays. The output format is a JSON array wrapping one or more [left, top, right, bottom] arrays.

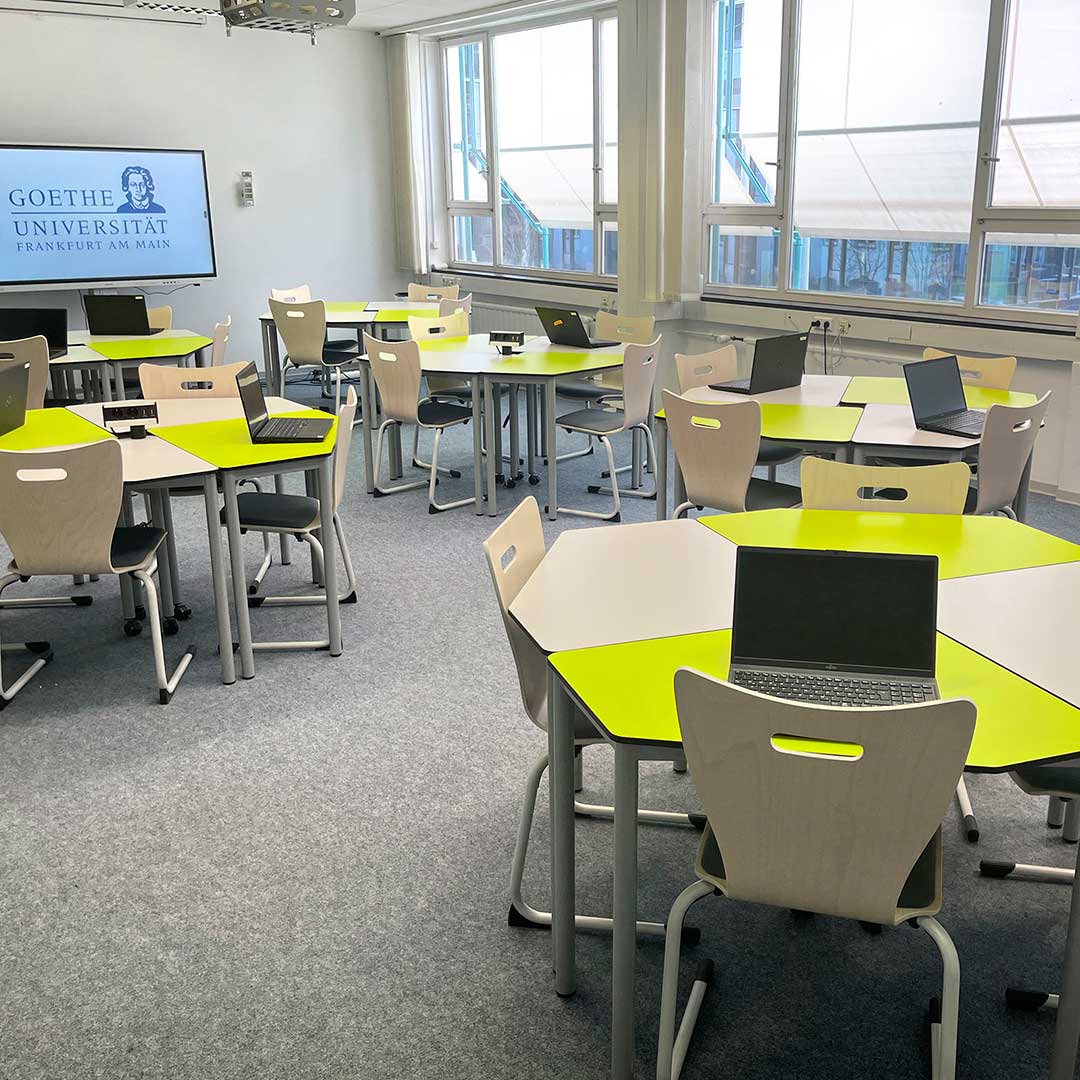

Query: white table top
[[680, 373, 852, 407], [509, 519, 737, 653], [853, 403, 979, 450], [68, 328, 203, 346], [49, 344, 107, 367]]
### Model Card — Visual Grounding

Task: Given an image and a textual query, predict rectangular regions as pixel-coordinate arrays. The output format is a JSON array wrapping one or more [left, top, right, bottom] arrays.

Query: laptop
[[536, 307, 619, 350], [84, 295, 165, 337], [905, 355, 986, 438], [0, 361, 29, 437], [235, 362, 333, 443], [0, 308, 68, 359], [727, 546, 940, 707], [710, 332, 809, 394]]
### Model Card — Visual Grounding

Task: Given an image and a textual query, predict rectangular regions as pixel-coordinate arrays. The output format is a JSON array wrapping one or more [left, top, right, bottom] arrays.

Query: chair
[[438, 294, 472, 317], [555, 339, 661, 521], [674, 343, 802, 480], [271, 285, 354, 353], [363, 332, 474, 514], [147, 305, 172, 331], [559, 311, 656, 405], [801, 457, 971, 514], [210, 316, 231, 365], [924, 347, 1017, 390], [407, 311, 469, 341], [407, 311, 473, 472], [483, 498, 700, 933], [661, 391, 801, 518], [0, 440, 195, 707], [0, 337, 49, 409], [269, 298, 360, 407], [658, 670, 976, 1080], [220, 387, 358, 620], [966, 393, 1051, 518], [407, 282, 459, 302]]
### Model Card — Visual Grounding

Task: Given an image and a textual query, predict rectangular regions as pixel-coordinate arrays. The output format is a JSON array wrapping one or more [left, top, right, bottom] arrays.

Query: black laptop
[[84, 295, 165, 337], [727, 546, 940, 707], [904, 355, 985, 438], [0, 308, 68, 359], [710, 332, 808, 394], [236, 362, 333, 443], [536, 307, 618, 350], [0, 361, 30, 437]]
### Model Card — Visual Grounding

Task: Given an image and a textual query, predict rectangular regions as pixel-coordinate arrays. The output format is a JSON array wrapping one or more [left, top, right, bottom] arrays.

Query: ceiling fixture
[[122, 0, 354, 40]]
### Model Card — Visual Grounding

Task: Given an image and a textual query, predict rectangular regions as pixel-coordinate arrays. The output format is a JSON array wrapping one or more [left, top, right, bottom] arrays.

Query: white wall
[[0, 10, 402, 364]]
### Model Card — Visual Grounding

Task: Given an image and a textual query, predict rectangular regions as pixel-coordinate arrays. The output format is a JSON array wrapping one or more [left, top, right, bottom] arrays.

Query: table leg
[[359, 364, 376, 496], [222, 472, 255, 679], [202, 474, 235, 685], [149, 490, 176, 619], [526, 385, 538, 484], [113, 360, 127, 400], [545, 379, 558, 521], [1015, 451, 1033, 522], [263, 321, 282, 396], [1051, 839, 1080, 1079], [101, 363, 113, 402], [493, 384, 504, 485], [611, 743, 640, 1080], [274, 474, 291, 567], [304, 470, 322, 585], [631, 428, 643, 491], [548, 668, 576, 998], [656, 418, 668, 521], [318, 455, 343, 657], [484, 376, 498, 517], [540, 391, 549, 463], [509, 383, 521, 483], [390, 424, 404, 481], [472, 377, 484, 516]]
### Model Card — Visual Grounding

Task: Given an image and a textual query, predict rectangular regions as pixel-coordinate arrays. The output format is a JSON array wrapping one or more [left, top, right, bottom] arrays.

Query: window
[[702, 0, 1080, 324], [442, 13, 617, 280]]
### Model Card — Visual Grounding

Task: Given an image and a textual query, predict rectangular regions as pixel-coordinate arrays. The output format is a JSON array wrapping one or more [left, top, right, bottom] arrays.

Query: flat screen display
[[0, 145, 216, 287], [731, 546, 939, 676]]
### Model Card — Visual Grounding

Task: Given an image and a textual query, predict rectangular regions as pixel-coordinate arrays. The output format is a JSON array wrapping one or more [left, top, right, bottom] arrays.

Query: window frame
[[700, 0, 1080, 329], [440, 9, 618, 284]]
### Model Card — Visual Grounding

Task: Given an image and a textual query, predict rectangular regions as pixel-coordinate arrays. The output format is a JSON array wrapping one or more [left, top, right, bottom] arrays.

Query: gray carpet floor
[[2, 381, 1079, 1080]]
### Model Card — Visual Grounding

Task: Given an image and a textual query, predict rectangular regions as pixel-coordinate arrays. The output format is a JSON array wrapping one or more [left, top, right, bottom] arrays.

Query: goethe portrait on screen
[[117, 166, 165, 214]]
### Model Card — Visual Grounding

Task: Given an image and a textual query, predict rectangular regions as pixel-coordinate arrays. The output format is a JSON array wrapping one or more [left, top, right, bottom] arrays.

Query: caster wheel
[[174, 604, 192, 621], [506, 478, 516, 489], [529, 475, 540, 486], [134, 604, 147, 620], [123, 619, 142, 637], [162, 618, 180, 637]]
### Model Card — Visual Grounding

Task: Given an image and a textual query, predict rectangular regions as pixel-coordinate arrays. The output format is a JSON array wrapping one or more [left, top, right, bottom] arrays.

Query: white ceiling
[[349, 0, 518, 32]]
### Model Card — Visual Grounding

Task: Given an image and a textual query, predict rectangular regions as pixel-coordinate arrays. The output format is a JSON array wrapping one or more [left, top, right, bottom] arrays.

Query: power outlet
[[830, 318, 853, 336]]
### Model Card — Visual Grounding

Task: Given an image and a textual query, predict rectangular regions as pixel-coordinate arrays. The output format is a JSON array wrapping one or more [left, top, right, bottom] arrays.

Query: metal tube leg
[[540, 390, 549, 461], [273, 474, 292, 568], [318, 455, 342, 657], [149, 491, 176, 621], [509, 384, 521, 483], [1051, 838, 1080, 1079], [472, 377, 484, 515], [203, 474, 235, 684], [612, 743, 640, 1079], [918, 916, 960, 1080], [113, 360, 127, 400], [304, 470, 323, 585], [1066, 801, 1080, 844], [1016, 451, 1033, 522], [1051, 796, 1068, 829], [545, 379, 558, 520], [548, 668, 577, 997], [359, 364, 376, 495], [222, 473, 255, 679], [573, 747, 584, 793], [631, 427, 643, 490], [956, 777, 979, 842], [526, 385, 538, 484], [160, 491, 185, 618], [492, 383, 504, 484], [484, 377, 498, 516]]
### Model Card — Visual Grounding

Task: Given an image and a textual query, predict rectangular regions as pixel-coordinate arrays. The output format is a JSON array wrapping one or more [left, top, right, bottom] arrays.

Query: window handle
[[980, 153, 1000, 164]]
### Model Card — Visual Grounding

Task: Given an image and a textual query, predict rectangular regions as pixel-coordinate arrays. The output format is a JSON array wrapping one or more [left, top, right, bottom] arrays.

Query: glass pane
[[452, 214, 493, 265], [494, 20, 594, 271], [707, 226, 778, 287], [600, 17, 618, 205], [713, 0, 782, 206], [992, 0, 1080, 207], [445, 42, 488, 203], [981, 233, 1080, 312], [792, 0, 988, 297], [601, 221, 618, 275]]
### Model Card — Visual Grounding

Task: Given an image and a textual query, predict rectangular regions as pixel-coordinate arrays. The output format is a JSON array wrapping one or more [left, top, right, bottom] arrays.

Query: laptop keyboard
[[262, 417, 307, 438], [938, 409, 984, 435], [730, 669, 936, 707]]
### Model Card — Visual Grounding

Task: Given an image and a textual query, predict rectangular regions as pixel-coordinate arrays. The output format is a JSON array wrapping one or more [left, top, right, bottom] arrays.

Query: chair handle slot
[[771, 733, 863, 761]]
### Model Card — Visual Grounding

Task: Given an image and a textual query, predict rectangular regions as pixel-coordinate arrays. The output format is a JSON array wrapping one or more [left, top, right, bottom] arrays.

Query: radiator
[[472, 303, 544, 335]]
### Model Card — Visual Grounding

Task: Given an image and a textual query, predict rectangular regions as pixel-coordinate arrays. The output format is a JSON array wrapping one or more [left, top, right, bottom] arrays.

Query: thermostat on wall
[[490, 330, 526, 356]]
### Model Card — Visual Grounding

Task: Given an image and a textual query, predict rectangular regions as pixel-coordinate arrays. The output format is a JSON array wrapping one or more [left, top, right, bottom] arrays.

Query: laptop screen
[[0, 361, 29, 436], [235, 362, 268, 433], [731, 547, 938, 677], [905, 356, 967, 422], [0, 308, 67, 352]]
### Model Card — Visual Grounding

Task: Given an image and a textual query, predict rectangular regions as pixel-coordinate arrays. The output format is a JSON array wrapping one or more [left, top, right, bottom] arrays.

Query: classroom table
[[509, 510, 1080, 1079], [842, 375, 1038, 409], [68, 329, 213, 401]]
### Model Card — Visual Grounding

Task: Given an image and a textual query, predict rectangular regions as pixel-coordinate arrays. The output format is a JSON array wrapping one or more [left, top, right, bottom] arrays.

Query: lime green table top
[[151, 409, 336, 469], [656, 402, 862, 443], [488, 349, 624, 378], [698, 508, 1080, 580], [551, 629, 1080, 770], [324, 302, 373, 320], [88, 335, 213, 361], [417, 335, 496, 354], [0, 408, 113, 451], [374, 307, 439, 323], [842, 375, 1037, 409]]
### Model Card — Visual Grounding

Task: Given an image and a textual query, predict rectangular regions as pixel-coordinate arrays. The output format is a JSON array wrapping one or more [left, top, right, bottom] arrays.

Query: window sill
[[440, 267, 617, 292]]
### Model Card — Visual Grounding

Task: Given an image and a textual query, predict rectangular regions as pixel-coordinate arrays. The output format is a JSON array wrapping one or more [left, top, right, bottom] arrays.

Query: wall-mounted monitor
[[0, 145, 216, 290]]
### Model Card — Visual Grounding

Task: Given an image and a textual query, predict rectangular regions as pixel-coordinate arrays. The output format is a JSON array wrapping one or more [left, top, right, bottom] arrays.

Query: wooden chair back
[[407, 311, 470, 340], [0, 440, 123, 576], [147, 305, 172, 331], [269, 298, 327, 367], [595, 310, 657, 345], [482, 496, 548, 729], [211, 316, 232, 365], [407, 282, 459, 302], [271, 285, 312, 303], [363, 332, 421, 424], [0, 336, 49, 409], [923, 347, 1017, 391], [138, 360, 248, 400], [333, 387, 357, 512], [801, 457, 971, 515], [675, 344, 738, 393], [620, 338, 661, 429], [662, 390, 760, 513], [974, 392, 1052, 515], [439, 294, 473, 317], [674, 670, 976, 924]]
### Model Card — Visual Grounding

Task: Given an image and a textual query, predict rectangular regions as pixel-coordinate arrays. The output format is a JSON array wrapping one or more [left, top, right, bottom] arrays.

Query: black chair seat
[[219, 492, 319, 532], [744, 477, 802, 511], [756, 441, 802, 466], [1013, 763, 1080, 798], [418, 400, 472, 428], [556, 407, 625, 435], [558, 381, 611, 402], [111, 525, 167, 571]]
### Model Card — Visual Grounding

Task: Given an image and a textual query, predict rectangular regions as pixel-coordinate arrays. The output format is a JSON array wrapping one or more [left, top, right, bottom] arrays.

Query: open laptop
[[727, 546, 940, 707], [0, 361, 30, 437], [84, 295, 165, 337], [235, 361, 333, 443], [0, 308, 68, 359], [536, 307, 618, 350], [710, 332, 808, 394], [904, 355, 986, 438]]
